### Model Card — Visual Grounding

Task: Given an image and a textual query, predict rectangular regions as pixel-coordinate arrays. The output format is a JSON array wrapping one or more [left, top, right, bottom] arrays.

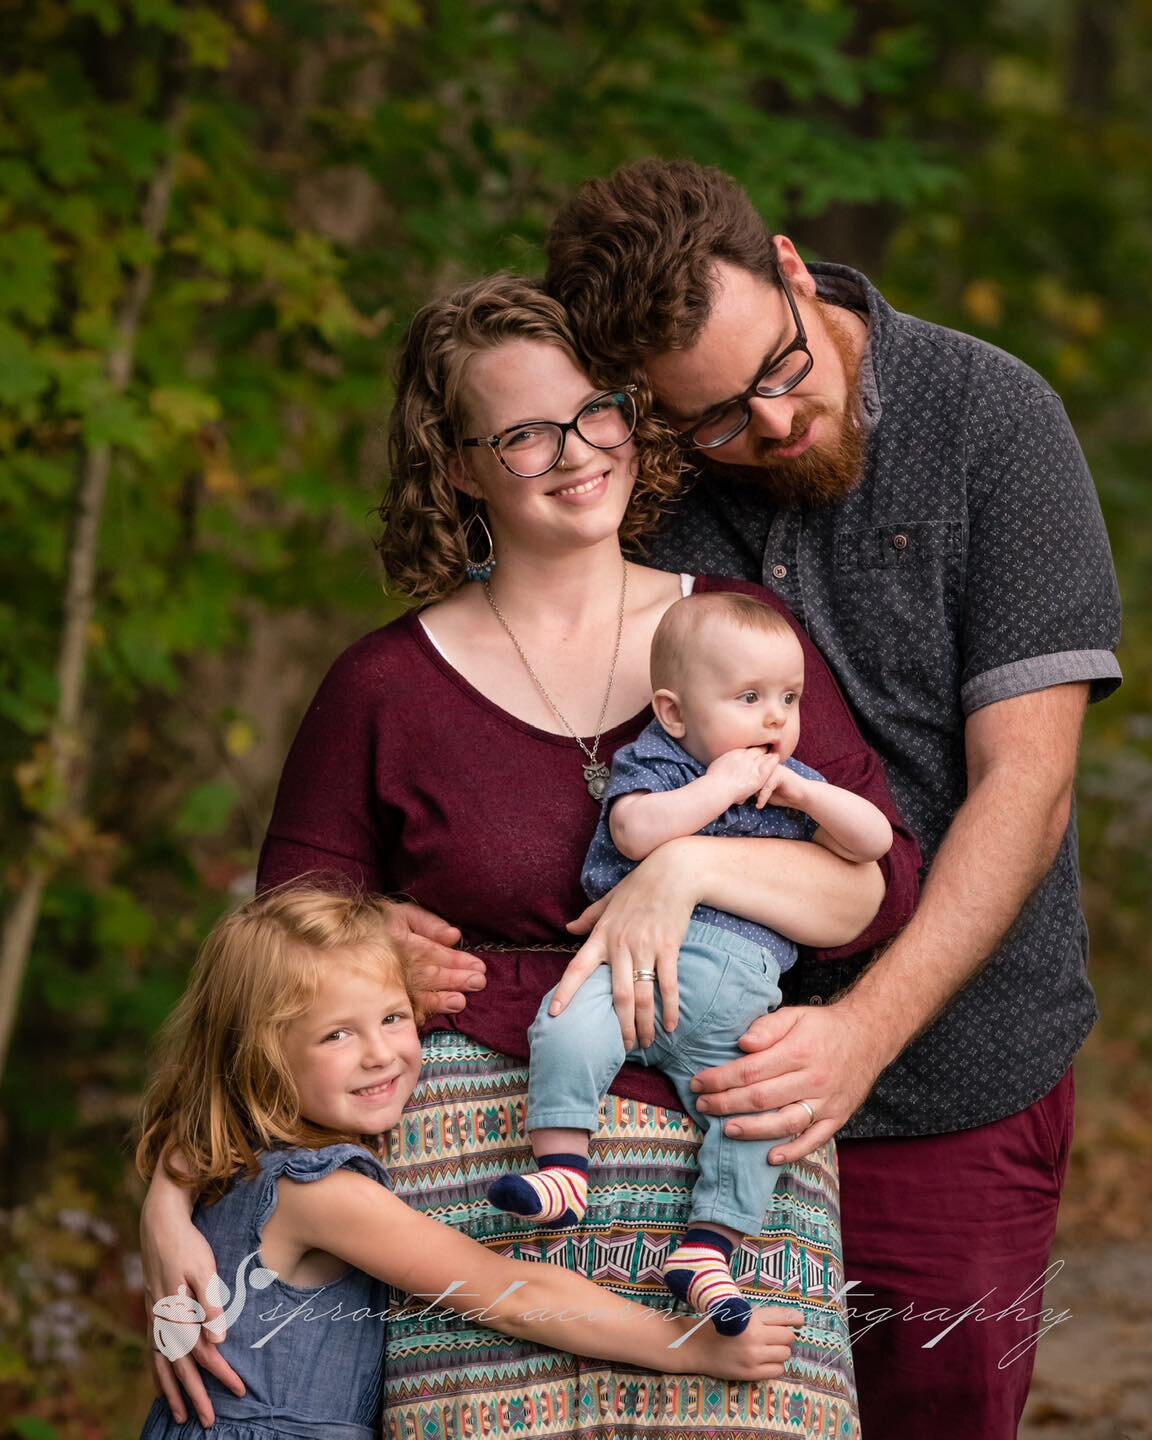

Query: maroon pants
[[837, 1069, 1075, 1439]]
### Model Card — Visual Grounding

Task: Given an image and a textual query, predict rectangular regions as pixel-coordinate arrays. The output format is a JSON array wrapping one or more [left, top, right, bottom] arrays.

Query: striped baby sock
[[488, 1153, 589, 1227], [663, 1228, 751, 1336]]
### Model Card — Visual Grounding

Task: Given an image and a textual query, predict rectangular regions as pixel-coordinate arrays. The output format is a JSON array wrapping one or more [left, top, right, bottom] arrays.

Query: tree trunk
[[0, 106, 185, 1080]]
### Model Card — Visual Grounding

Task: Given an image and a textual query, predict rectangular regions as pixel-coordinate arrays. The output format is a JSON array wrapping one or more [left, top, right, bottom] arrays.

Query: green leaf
[[11, 1416, 61, 1440], [0, 225, 57, 325], [185, 8, 238, 69], [94, 886, 156, 950], [82, 393, 160, 456], [0, 322, 52, 406], [150, 385, 221, 434], [174, 781, 239, 838], [71, 0, 124, 32], [29, 109, 98, 185]]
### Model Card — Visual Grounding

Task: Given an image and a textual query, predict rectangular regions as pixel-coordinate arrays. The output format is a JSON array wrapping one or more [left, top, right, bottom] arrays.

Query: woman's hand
[[390, 901, 485, 1015], [555, 838, 700, 1050], [676, 1305, 805, 1382], [141, 1174, 244, 1427]]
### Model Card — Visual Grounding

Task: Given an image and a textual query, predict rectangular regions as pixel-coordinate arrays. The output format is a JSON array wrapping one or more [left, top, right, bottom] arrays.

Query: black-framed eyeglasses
[[461, 387, 638, 479], [676, 270, 813, 451]]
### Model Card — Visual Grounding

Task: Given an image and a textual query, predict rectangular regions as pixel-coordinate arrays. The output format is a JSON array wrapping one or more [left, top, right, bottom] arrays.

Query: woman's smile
[[548, 469, 611, 501]]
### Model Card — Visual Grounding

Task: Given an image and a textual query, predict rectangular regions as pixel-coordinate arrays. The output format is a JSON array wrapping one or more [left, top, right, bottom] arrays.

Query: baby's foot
[[488, 1154, 589, 1227], [663, 1229, 751, 1337]]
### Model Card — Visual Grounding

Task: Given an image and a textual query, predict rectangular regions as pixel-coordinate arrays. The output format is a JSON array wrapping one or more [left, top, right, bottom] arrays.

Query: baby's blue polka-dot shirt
[[581, 718, 825, 969]]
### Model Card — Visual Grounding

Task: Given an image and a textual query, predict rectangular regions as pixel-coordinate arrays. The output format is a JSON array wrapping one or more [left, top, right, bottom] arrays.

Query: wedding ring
[[797, 1100, 816, 1129], [632, 969, 658, 982]]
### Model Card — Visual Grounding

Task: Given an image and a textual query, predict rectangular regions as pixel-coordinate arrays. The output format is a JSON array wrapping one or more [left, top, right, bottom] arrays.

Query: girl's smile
[[282, 959, 424, 1136]]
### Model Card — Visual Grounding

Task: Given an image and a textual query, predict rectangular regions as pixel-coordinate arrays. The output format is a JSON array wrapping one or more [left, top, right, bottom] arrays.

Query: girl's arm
[[280, 1172, 801, 1382], [140, 1167, 246, 1428]]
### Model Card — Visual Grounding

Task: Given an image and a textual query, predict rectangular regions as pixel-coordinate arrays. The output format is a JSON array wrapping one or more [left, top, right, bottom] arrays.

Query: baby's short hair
[[650, 592, 799, 693]]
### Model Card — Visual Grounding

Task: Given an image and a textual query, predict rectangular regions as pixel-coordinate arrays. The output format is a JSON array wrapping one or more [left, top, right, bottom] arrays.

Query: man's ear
[[448, 452, 483, 500], [771, 236, 816, 301], [652, 689, 686, 737]]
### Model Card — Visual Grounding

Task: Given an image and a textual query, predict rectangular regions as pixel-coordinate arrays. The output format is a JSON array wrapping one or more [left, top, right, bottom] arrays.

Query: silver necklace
[[483, 562, 628, 801]]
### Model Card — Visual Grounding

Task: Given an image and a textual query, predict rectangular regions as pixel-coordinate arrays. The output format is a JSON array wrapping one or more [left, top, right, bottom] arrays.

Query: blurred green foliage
[[0, 0, 1149, 1432]]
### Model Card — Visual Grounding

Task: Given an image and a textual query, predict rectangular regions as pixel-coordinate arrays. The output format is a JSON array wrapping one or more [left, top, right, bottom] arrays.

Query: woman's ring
[[797, 1100, 817, 1129], [632, 969, 657, 982]]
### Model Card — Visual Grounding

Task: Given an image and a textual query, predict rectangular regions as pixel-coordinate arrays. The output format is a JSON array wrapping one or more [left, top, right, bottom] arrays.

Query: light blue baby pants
[[528, 918, 785, 1234]]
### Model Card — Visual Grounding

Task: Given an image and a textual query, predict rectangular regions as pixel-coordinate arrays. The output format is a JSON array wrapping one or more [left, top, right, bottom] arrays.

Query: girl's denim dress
[[140, 1143, 390, 1439]]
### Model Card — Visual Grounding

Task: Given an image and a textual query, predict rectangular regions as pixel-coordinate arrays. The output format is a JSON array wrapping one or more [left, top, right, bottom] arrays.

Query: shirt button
[[892, 533, 909, 551], [771, 563, 788, 580], [808, 994, 824, 1006]]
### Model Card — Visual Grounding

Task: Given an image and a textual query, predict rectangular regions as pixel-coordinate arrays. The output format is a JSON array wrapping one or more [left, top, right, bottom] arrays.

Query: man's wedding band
[[632, 969, 657, 982], [798, 1100, 817, 1128]]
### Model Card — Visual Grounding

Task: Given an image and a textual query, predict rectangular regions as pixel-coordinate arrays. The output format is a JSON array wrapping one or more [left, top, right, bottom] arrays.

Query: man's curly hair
[[545, 159, 780, 380], [377, 274, 683, 603]]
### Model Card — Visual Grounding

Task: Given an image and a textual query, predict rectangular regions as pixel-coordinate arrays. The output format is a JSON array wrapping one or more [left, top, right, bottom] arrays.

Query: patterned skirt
[[383, 1033, 858, 1440]]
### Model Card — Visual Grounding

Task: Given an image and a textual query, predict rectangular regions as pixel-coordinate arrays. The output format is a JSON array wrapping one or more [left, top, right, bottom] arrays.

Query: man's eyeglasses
[[676, 269, 813, 451], [461, 387, 638, 479]]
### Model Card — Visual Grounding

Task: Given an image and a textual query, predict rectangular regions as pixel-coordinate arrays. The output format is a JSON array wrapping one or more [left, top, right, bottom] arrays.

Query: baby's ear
[[652, 689, 686, 737]]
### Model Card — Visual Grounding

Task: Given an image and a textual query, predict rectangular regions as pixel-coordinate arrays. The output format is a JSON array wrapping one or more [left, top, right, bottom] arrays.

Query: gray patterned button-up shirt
[[644, 263, 1122, 1138]]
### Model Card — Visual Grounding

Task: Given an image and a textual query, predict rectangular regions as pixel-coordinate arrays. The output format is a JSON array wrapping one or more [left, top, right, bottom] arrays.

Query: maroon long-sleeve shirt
[[258, 575, 921, 1111]]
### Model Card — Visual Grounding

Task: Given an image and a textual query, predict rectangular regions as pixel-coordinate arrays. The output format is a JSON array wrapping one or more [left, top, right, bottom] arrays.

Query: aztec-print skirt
[[383, 1033, 859, 1440]]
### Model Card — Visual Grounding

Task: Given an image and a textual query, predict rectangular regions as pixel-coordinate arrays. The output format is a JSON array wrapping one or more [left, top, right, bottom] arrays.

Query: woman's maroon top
[[258, 575, 921, 1111]]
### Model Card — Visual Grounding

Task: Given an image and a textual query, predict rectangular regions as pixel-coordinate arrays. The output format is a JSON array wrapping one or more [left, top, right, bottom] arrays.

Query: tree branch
[[0, 103, 186, 1080]]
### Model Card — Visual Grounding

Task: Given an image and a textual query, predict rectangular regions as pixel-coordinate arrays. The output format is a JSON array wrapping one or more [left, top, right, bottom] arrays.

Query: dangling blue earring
[[462, 509, 495, 582]]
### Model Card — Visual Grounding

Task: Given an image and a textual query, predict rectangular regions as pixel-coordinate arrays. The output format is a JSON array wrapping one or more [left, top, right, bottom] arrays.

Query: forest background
[[0, 1, 1149, 1435]]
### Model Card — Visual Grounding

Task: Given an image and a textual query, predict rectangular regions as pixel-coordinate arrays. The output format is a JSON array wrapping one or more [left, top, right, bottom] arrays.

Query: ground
[[1021, 1244, 1152, 1440]]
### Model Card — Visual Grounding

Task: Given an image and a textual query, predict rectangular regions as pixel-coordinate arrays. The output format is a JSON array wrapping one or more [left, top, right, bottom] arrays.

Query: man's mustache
[[754, 405, 828, 459]]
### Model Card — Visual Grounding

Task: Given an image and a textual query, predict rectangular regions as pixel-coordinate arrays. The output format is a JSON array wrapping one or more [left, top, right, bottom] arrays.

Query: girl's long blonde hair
[[136, 887, 419, 1203], [377, 274, 684, 603]]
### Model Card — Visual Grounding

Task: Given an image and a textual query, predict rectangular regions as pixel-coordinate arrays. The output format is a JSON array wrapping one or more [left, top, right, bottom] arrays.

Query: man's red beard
[[701, 303, 868, 509]]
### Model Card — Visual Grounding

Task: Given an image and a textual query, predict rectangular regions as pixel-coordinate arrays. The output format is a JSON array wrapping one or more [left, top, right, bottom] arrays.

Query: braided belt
[[466, 941, 581, 954]]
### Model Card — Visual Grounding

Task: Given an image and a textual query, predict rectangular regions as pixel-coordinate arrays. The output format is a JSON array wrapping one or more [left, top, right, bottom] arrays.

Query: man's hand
[[689, 1000, 895, 1163], [555, 839, 698, 1048], [389, 902, 485, 1014]]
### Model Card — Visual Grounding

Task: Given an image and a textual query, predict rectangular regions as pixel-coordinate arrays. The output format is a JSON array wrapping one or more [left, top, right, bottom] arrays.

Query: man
[[544, 159, 1121, 1438]]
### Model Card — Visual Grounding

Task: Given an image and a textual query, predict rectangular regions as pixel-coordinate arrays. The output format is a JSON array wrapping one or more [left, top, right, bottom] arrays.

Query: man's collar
[[808, 261, 888, 432]]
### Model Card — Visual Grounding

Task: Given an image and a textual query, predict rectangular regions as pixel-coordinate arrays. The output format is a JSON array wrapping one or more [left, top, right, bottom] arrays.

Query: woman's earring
[[462, 509, 495, 582]]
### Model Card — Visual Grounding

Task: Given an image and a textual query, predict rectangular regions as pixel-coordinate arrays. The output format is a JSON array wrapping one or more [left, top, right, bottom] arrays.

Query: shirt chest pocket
[[831, 521, 965, 700]]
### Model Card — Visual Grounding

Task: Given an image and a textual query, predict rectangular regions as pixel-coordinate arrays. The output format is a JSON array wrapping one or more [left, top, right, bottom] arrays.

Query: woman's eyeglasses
[[461, 387, 638, 479]]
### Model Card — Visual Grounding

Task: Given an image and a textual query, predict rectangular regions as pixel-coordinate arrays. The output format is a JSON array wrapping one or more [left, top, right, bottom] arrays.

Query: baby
[[489, 592, 893, 1335]]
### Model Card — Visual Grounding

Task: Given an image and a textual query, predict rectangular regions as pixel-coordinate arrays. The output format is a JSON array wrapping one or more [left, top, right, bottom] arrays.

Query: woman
[[143, 276, 919, 1438]]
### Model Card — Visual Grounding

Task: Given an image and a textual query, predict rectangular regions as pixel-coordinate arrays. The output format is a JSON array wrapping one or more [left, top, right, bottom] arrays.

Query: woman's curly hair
[[376, 274, 684, 604]]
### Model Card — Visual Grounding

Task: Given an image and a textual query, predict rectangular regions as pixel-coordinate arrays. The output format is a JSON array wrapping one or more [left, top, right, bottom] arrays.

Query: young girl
[[136, 887, 801, 1438]]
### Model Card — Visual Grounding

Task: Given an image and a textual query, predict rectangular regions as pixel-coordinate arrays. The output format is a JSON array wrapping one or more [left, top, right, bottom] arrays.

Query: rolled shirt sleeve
[[959, 388, 1122, 715]]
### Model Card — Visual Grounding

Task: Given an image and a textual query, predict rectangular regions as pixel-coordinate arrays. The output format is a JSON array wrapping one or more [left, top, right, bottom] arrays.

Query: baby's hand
[[686, 1305, 804, 1381], [757, 759, 809, 810], [707, 747, 777, 807]]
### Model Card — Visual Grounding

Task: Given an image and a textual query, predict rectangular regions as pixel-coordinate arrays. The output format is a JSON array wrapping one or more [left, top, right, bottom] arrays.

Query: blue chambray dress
[[140, 1143, 390, 1440]]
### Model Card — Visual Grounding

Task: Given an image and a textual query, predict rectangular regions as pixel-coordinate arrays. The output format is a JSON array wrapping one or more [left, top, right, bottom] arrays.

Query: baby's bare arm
[[610, 749, 771, 861], [779, 774, 893, 863]]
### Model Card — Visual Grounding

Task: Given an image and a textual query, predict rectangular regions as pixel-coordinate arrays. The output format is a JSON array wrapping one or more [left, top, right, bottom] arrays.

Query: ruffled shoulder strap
[[259, 1143, 390, 1186], [254, 1144, 390, 1243]]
